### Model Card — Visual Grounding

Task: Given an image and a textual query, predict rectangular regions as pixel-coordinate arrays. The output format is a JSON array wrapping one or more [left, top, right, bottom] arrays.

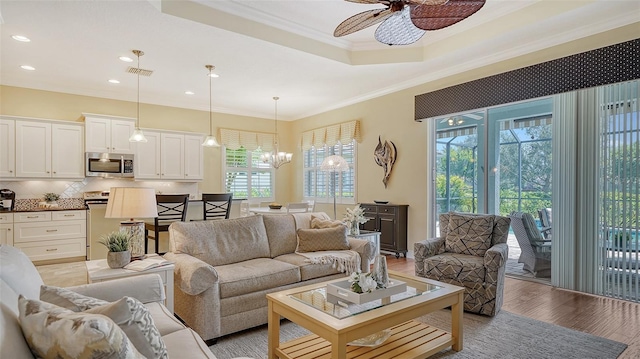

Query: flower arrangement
[[348, 271, 378, 294], [43, 193, 60, 202], [343, 204, 369, 235]]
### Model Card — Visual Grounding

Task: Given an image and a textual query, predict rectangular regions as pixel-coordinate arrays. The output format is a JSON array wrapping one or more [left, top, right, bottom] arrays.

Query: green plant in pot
[[43, 192, 60, 203], [99, 231, 132, 268]]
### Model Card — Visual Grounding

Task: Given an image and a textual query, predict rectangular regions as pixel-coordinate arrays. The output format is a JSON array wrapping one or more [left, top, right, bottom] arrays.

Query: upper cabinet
[[0, 119, 16, 178], [84, 114, 135, 154], [135, 131, 203, 181], [14, 119, 84, 179]]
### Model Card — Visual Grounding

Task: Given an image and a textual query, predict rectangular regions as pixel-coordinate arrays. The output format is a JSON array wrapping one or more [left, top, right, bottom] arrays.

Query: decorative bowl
[[268, 204, 283, 209], [373, 200, 389, 204]]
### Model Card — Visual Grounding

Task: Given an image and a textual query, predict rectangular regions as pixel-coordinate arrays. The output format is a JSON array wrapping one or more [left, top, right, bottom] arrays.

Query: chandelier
[[260, 96, 292, 169]]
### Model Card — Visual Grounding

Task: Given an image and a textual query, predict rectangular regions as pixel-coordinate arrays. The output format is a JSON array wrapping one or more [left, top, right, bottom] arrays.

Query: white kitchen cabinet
[[135, 130, 161, 179], [0, 119, 15, 178], [15, 120, 51, 178], [160, 133, 185, 180], [184, 134, 204, 180], [84, 114, 135, 154], [13, 210, 86, 262], [15, 120, 84, 179], [0, 213, 13, 246]]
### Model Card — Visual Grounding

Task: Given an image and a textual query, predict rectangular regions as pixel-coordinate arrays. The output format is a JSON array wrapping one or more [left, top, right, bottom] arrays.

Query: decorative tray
[[268, 204, 282, 209], [326, 279, 407, 305]]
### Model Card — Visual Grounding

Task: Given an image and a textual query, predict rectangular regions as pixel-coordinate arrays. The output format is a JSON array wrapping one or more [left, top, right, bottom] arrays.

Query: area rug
[[209, 310, 627, 359]]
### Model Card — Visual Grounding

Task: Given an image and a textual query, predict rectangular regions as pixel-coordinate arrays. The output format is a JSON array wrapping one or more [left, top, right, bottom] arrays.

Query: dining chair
[[145, 194, 189, 255], [201, 193, 233, 220], [286, 202, 309, 213], [306, 199, 316, 212]]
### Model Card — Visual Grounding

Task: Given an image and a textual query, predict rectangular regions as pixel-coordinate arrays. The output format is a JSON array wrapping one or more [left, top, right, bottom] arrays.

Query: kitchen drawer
[[15, 238, 85, 261], [14, 219, 86, 243], [52, 210, 86, 221], [0, 213, 12, 223], [14, 212, 51, 222]]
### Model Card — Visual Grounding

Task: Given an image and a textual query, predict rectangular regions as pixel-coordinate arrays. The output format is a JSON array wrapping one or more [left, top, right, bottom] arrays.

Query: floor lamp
[[105, 187, 158, 259], [320, 155, 350, 219]]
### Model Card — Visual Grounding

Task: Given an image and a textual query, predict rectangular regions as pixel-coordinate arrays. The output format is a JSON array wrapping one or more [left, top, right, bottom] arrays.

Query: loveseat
[[164, 212, 376, 343], [0, 244, 217, 358]]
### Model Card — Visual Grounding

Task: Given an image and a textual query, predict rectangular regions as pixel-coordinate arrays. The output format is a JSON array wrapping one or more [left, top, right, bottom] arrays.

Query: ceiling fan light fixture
[[202, 64, 221, 147]]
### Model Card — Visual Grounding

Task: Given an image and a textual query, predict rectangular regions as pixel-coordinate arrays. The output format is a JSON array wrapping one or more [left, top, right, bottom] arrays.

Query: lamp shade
[[105, 187, 158, 219], [320, 155, 350, 172]]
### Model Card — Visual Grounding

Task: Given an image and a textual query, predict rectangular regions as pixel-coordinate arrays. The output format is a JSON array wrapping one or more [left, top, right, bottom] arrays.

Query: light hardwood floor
[[36, 256, 639, 358]]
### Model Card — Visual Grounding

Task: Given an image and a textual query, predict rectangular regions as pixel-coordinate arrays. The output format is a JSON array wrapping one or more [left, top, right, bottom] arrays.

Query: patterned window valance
[[219, 128, 275, 151], [300, 120, 361, 151]]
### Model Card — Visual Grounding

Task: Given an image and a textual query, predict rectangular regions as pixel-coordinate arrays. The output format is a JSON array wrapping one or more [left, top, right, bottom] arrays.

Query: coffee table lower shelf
[[276, 320, 453, 359]]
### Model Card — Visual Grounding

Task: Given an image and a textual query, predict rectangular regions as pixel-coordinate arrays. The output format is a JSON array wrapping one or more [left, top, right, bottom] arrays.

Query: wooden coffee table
[[266, 271, 464, 359]]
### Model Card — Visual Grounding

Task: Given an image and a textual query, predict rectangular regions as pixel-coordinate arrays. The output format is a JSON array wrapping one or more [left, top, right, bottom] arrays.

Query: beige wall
[[1, 24, 637, 256]]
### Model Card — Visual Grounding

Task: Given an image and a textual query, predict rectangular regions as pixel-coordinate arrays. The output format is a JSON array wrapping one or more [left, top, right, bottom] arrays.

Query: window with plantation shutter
[[224, 147, 274, 201], [303, 140, 356, 204]]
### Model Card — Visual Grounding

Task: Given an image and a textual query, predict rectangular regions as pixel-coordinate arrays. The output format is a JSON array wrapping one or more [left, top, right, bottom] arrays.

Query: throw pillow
[[311, 216, 346, 229], [18, 295, 144, 359], [40, 285, 168, 359], [445, 213, 495, 256], [296, 226, 350, 253]]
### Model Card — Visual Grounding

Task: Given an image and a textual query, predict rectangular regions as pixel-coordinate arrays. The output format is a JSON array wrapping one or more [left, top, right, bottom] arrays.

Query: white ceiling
[[0, 0, 637, 120]]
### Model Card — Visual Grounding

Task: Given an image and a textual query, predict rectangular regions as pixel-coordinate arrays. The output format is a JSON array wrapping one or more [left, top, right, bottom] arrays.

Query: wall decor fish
[[374, 136, 397, 188]]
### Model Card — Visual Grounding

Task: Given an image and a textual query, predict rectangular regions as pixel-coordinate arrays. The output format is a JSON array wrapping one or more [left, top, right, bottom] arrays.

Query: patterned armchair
[[414, 212, 511, 316]]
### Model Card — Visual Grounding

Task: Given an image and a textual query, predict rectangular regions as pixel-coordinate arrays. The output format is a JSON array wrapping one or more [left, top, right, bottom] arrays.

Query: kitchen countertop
[[1, 207, 87, 213]]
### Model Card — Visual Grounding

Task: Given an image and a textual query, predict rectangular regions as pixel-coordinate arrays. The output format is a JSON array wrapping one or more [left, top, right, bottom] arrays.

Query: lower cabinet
[[360, 203, 408, 258], [0, 213, 13, 246], [13, 210, 86, 262]]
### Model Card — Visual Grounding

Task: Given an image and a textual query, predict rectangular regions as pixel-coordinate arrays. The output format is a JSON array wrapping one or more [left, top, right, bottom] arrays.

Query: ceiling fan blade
[[334, 8, 393, 37], [374, 6, 425, 46], [410, 0, 486, 30], [405, 0, 449, 5]]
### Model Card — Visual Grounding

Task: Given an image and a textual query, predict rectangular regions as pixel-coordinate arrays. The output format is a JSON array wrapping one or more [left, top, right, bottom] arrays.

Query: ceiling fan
[[334, 0, 486, 46]]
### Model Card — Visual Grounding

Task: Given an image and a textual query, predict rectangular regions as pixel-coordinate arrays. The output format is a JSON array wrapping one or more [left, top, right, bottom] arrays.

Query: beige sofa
[[164, 212, 376, 343], [0, 244, 216, 358]]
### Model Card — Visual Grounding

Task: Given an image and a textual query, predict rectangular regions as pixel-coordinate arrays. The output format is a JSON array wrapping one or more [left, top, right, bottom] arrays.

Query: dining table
[[249, 207, 308, 215]]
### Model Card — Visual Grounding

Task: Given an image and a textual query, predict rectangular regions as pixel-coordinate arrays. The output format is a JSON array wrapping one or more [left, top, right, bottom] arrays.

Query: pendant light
[[260, 96, 292, 169], [202, 65, 220, 147], [129, 49, 147, 143]]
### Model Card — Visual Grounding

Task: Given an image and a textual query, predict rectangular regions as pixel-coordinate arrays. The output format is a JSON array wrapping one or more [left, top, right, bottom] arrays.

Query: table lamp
[[320, 155, 350, 219], [105, 187, 158, 259]]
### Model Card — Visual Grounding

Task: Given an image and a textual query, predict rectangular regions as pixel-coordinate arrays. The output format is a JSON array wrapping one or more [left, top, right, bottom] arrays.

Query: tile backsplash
[[0, 178, 199, 200]]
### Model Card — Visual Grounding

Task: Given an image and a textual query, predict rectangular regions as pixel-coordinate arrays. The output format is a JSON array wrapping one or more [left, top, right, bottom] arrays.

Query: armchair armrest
[[414, 237, 445, 277], [67, 273, 164, 304], [164, 252, 219, 296], [484, 242, 509, 271], [348, 237, 376, 272]]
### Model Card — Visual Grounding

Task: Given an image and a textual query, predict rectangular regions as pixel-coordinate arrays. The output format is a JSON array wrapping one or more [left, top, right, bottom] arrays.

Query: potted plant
[[39, 193, 60, 209], [99, 231, 132, 268]]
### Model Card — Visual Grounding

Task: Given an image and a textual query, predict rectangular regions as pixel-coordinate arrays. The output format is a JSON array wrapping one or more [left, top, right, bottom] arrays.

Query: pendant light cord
[[209, 67, 213, 136], [137, 53, 140, 130], [274, 96, 279, 150]]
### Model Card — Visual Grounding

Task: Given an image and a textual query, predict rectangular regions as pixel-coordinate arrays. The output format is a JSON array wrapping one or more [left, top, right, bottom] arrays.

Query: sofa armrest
[[67, 273, 165, 304], [484, 242, 509, 273], [164, 252, 219, 296], [414, 237, 445, 277]]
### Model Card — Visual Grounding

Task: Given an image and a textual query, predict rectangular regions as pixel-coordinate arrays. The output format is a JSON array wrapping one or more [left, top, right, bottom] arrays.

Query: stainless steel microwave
[[85, 152, 134, 178]]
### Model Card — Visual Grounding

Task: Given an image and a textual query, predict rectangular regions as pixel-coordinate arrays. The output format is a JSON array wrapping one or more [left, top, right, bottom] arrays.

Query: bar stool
[[145, 194, 189, 255]]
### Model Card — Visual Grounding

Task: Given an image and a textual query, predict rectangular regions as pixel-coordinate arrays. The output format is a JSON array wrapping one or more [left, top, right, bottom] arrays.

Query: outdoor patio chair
[[538, 207, 552, 240], [510, 211, 551, 277], [414, 212, 511, 316]]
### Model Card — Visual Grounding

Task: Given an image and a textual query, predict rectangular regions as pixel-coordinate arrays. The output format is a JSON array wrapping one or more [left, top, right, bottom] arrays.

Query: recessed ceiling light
[[20, 65, 35, 71], [12, 35, 31, 42], [119, 56, 133, 62], [185, 91, 195, 95], [108, 79, 120, 84], [208, 73, 219, 78]]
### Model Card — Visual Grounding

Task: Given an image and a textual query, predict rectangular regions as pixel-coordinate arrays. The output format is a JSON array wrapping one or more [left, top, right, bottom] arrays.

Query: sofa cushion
[[18, 295, 144, 359], [440, 212, 510, 246], [445, 213, 495, 256], [0, 245, 44, 299], [274, 253, 342, 281], [311, 216, 346, 229], [40, 284, 108, 311], [424, 253, 486, 285], [296, 227, 350, 253], [215, 258, 301, 298], [145, 302, 187, 336], [0, 281, 34, 358], [86, 297, 168, 359], [163, 328, 218, 359], [262, 214, 298, 258], [170, 215, 271, 266]]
